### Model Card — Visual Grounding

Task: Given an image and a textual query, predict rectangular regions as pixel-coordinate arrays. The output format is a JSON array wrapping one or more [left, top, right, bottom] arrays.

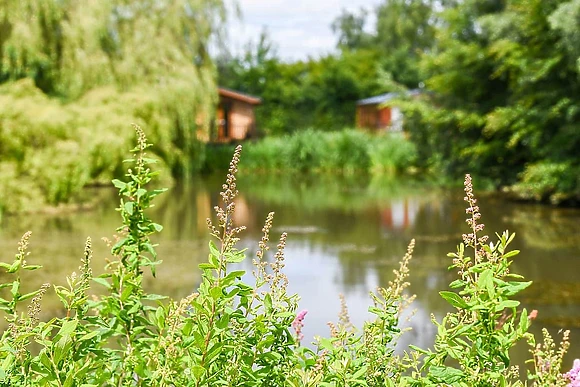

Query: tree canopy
[[405, 0, 580, 202], [0, 0, 228, 213]]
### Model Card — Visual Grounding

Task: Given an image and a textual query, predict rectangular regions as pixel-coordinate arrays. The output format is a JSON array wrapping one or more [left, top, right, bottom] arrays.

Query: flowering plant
[[0, 128, 575, 386]]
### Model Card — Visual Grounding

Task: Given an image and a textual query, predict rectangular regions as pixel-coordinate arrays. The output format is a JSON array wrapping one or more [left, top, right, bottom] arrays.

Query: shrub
[[509, 161, 580, 205]]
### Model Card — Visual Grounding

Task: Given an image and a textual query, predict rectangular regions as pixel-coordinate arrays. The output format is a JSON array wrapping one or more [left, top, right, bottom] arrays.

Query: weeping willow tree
[[0, 0, 229, 213]]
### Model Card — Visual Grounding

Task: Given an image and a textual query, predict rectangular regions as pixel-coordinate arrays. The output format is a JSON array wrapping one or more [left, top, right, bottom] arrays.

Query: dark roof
[[356, 89, 422, 106], [218, 87, 261, 105]]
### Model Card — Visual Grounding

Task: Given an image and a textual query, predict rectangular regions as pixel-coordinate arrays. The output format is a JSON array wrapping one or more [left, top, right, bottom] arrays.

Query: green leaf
[[495, 300, 520, 312], [449, 279, 466, 289], [80, 330, 100, 341], [18, 289, 40, 302], [135, 188, 147, 198], [478, 269, 495, 299], [155, 306, 165, 329], [350, 366, 367, 380], [210, 287, 223, 300], [143, 293, 166, 301], [439, 291, 468, 309], [124, 201, 134, 215], [209, 240, 220, 257], [518, 308, 530, 335], [430, 365, 465, 383], [264, 293, 273, 311], [222, 270, 245, 284], [192, 365, 205, 380], [23, 264, 42, 270], [92, 277, 111, 289], [408, 344, 430, 354], [504, 281, 532, 296], [503, 250, 520, 259], [112, 179, 127, 190], [216, 313, 230, 329], [57, 319, 78, 338], [225, 250, 245, 263], [8, 260, 21, 273], [199, 262, 217, 270], [10, 281, 19, 298], [206, 342, 224, 363]]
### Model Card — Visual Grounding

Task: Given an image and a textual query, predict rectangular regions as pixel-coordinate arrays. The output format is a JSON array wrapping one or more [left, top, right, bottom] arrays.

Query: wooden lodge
[[216, 87, 261, 142], [356, 90, 420, 132]]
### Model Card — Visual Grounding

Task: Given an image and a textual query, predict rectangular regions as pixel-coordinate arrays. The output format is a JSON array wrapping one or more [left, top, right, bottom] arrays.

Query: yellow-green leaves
[[439, 290, 468, 309]]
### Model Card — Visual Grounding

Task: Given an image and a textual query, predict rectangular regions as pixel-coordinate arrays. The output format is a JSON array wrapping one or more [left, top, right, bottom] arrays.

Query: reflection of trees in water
[[238, 173, 432, 213], [235, 179, 468, 318], [503, 205, 580, 250], [520, 280, 580, 328]]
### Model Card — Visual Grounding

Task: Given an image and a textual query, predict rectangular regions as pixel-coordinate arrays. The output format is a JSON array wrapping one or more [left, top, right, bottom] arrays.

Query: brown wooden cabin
[[356, 90, 420, 132], [216, 87, 261, 142]]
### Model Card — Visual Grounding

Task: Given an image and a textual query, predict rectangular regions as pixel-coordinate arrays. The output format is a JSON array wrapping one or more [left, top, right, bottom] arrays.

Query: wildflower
[[564, 359, 580, 387], [292, 309, 308, 343]]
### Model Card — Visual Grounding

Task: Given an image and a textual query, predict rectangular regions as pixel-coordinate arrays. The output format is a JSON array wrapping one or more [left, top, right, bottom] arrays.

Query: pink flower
[[292, 309, 308, 343], [564, 359, 580, 387]]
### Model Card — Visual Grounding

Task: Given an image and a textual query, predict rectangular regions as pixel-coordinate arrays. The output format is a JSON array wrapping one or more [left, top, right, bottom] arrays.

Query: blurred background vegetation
[[1, 0, 580, 214], [218, 0, 580, 204], [0, 0, 226, 213]]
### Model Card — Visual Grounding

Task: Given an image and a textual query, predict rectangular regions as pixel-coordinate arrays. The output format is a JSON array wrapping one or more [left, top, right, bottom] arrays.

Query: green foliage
[[509, 162, 580, 204], [205, 129, 417, 176], [0, 0, 225, 101], [217, 34, 384, 134], [0, 0, 227, 214], [218, 0, 438, 134], [369, 133, 418, 175], [404, 0, 580, 203], [0, 129, 574, 386], [412, 176, 533, 386], [0, 80, 207, 214], [218, 0, 580, 204], [374, 0, 437, 88], [331, 8, 374, 51]]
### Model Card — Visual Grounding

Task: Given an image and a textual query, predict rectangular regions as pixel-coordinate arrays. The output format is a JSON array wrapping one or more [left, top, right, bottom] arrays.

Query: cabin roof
[[356, 89, 422, 106], [218, 87, 261, 105]]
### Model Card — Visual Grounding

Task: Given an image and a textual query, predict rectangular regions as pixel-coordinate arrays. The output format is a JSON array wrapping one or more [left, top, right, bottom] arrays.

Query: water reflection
[[1, 174, 580, 364]]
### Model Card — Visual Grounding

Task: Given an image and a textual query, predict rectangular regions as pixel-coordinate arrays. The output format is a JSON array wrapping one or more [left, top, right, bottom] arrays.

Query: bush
[[509, 161, 580, 204], [0, 127, 575, 386]]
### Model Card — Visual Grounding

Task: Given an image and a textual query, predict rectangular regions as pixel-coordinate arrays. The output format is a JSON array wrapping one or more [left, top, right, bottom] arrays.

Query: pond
[[2, 172, 580, 367]]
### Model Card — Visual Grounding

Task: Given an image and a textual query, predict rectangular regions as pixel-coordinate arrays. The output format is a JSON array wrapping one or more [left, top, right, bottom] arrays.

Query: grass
[[203, 128, 418, 176]]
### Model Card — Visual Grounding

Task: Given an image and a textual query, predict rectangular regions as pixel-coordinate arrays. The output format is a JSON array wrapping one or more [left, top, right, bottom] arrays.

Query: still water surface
[[2, 173, 580, 365]]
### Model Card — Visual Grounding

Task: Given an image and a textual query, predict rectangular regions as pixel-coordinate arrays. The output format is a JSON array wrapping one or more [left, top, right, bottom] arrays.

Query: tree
[[0, 0, 228, 173], [0, 0, 229, 211], [375, 0, 437, 87], [406, 0, 580, 202], [331, 8, 373, 51]]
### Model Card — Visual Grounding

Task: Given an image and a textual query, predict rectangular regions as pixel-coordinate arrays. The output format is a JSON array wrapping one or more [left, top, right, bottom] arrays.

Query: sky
[[226, 0, 382, 61]]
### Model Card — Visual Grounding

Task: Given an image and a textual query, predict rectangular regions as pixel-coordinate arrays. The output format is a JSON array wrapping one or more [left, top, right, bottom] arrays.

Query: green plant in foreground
[[405, 175, 568, 387], [0, 126, 575, 386]]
